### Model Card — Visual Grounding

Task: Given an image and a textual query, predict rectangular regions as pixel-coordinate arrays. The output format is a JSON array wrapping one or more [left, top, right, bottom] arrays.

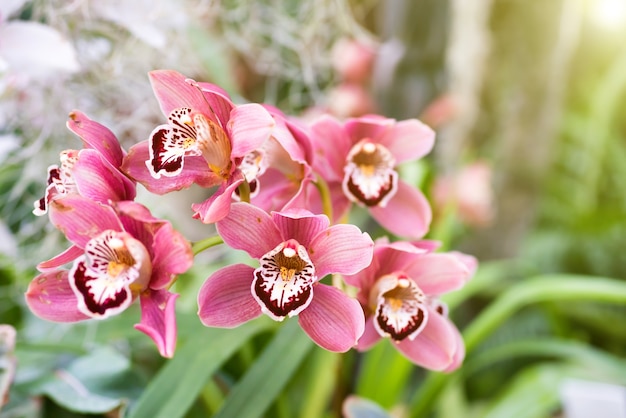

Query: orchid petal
[[73, 149, 136, 203], [271, 210, 329, 248], [376, 119, 435, 164], [148, 70, 212, 117], [49, 196, 122, 248], [307, 224, 374, 278], [25, 271, 89, 322], [369, 180, 431, 239], [395, 306, 457, 370], [149, 222, 193, 289], [37, 245, 83, 272], [122, 141, 219, 194], [66, 110, 124, 167], [191, 175, 242, 224], [298, 284, 364, 352], [228, 103, 275, 158], [310, 115, 352, 181], [405, 253, 471, 295], [356, 316, 383, 351], [197, 264, 261, 328], [135, 289, 178, 358], [194, 81, 235, 128], [216, 202, 282, 258], [443, 325, 465, 372]]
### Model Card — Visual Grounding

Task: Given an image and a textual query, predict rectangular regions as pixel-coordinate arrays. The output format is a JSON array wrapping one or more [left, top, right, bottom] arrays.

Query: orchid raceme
[[33, 110, 136, 216], [26, 196, 193, 357], [197, 202, 374, 352], [343, 239, 476, 371], [308, 114, 435, 239], [122, 69, 276, 223]]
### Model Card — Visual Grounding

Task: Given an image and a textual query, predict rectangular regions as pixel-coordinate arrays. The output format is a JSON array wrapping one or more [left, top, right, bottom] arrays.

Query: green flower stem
[[409, 274, 626, 417], [192, 235, 224, 256], [314, 175, 333, 221], [237, 179, 251, 203]]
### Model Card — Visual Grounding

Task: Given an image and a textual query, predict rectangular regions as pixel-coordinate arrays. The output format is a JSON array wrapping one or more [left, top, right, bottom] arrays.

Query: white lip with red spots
[[252, 239, 317, 321], [69, 230, 152, 319], [371, 273, 429, 341], [33, 150, 79, 216], [342, 140, 398, 207]]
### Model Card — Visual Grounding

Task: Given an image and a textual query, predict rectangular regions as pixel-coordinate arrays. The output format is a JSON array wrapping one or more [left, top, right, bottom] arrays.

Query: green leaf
[[356, 341, 413, 408], [409, 274, 626, 418], [34, 346, 131, 414], [126, 318, 271, 418], [482, 364, 566, 418], [212, 319, 313, 418]]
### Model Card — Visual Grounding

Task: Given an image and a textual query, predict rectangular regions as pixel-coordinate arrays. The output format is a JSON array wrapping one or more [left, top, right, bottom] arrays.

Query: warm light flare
[[590, 0, 626, 29]]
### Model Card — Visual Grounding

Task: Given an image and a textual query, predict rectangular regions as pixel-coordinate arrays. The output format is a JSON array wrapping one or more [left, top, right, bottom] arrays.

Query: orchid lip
[[69, 230, 152, 319], [371, 273, 428, 341], [33, 150, 80, 216], [252, 239, 317, 321], [342, 139, 398, 207]]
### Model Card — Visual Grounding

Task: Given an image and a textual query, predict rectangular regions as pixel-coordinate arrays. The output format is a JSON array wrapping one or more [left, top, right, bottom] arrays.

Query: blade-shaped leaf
[[126, 318, 271, 418], [212, 319, 313, 418]]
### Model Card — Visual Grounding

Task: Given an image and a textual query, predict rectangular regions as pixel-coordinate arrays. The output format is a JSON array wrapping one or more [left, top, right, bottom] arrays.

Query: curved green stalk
[[314, 175, 334, 221], [409, 274, 626, 417], [192, 235, 224, 256]]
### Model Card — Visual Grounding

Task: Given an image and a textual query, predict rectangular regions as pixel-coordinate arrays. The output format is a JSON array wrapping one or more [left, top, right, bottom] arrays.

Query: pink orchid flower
[[122, 69, 275, 223], [25, 196, 193, 358], [197, 202, 374, 352], [309, 114, 435, 239], [343, 239, 476, 371], [33, 110, 135, 216], [247, 106, 315, 212]]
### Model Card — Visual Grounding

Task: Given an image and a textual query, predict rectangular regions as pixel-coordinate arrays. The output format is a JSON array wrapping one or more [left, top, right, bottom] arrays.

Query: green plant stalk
[[314, 175, 333, 221], [192, 235, 224, 256], [410, 274, 626, 417]]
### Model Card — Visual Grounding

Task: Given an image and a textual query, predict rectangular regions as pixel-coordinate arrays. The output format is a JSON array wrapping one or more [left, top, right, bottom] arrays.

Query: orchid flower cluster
[[25, 70, 476, 372]]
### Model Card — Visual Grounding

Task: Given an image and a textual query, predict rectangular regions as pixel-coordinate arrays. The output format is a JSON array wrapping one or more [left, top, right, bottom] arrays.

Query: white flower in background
[[92, 0, 188, 49], [0, 1, 80, 85]]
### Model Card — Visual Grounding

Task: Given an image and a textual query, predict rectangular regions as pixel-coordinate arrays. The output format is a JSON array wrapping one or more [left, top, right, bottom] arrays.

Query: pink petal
[[197, 264, 261, 328], [194, 81, 235, 128], [191, 175, 242, 224], [25, 271, 89, 322], [298, 284, 365, 352], [405, 253, 472, 295], [66, 110, 124, 167], [271, 209, 329, 248], [134, 289, 178, 358], [369, 180, 432, 239], [215, 202, 282, 258], [356, 316, 382, 351], [37, 245, 83, 271], [307, 224, 374, 277], [49, 196, 122, 248], [268, 110, 313, 165], [149, 222, 193, 289], [443, 325, 465, 372], [450, 251, 478, 277], [73, 149, 136, 203], [148, 70, 213, 117], [122, 141, 219, 194], [376, 119, 435, 165], [395, 306, 458, 370], [228, 103, 275, 158], [310, 115, 352, 181], [344, 116, 393, 146]]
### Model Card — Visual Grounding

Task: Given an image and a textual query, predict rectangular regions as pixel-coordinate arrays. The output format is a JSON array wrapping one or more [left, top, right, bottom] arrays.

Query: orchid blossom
[[122, 69, 275, 223], [197, 202, 374, 352], [33, 110, 135, 216], [343, 239, 476, 371], [309, 114, 435, 239], [26, 196, 193, 358]]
